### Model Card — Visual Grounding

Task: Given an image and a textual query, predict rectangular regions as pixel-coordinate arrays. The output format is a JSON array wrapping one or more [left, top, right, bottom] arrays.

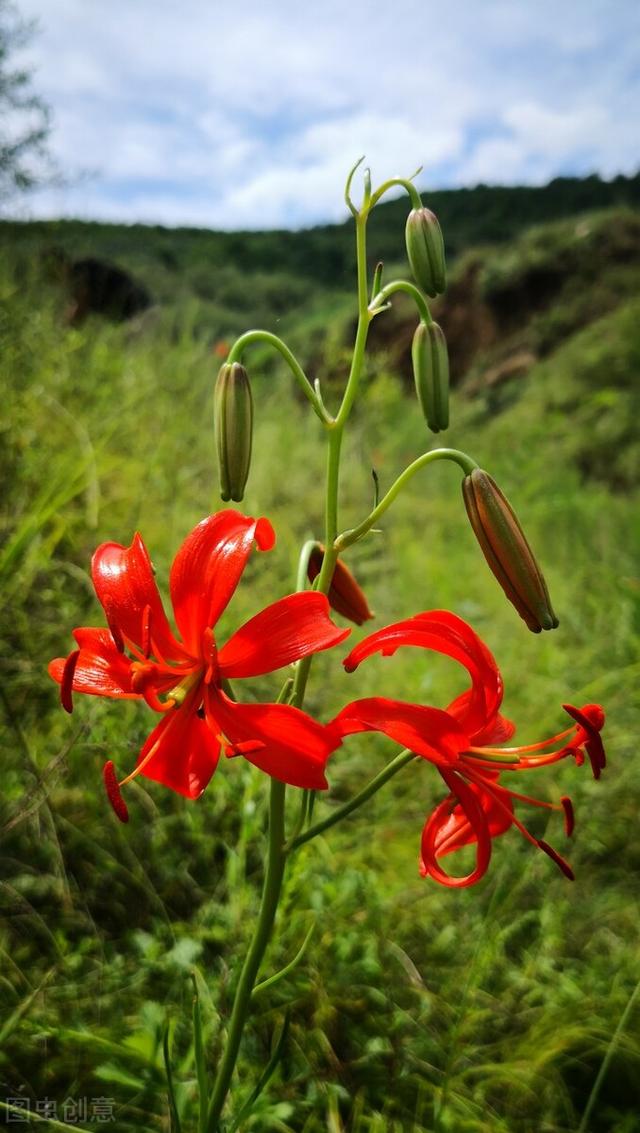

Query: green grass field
[[1, 201, 639, 1132]]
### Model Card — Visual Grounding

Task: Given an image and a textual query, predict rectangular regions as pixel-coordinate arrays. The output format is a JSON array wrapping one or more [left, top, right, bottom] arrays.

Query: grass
[[1, 209, 639, 1132]]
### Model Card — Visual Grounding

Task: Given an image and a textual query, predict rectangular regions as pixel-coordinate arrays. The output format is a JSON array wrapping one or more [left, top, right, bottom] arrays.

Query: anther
[[61, 650, 80, 714], [103, 760, 129, 823], [537, 839, 574, 880], [560, 796, 575, 837]]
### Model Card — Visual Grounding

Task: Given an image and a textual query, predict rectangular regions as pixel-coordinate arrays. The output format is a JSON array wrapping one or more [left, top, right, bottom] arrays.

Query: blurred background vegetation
[[1, 175, 639, 1131]]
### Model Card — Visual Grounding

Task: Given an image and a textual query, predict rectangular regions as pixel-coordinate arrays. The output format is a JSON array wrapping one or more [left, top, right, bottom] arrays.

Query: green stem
[[206, 779, 287, 1132], [344, 155, 365, 215], [336, 213, 370, 428], [577, 976, 640, 1133], [335, 448, 479, 551], [205, 188, 377, 1127], [227, 330, 331, 424], [370, 279, 432, 324], [369, 176, 422, 211], [296, 540, 318, 594], [287, 750, 416, 853]]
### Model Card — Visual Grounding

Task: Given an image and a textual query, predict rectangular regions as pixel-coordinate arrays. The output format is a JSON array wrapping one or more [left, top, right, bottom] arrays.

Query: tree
[[0, 0, 51, 203]]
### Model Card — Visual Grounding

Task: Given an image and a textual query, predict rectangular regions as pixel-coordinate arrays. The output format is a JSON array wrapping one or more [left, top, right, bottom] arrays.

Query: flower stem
[[369, 175, 422, 211], [369, 278, 432, 324], [286, 749, 416, 853], [227, 329, 331, 424], [205, 778, 287, 1132], [205, 184, 378, 1127], [335, 448, 479, 551]]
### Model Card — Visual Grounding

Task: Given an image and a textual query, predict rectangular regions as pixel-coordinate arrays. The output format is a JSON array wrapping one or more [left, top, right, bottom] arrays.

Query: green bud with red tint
[[462, 468, 559, 633], [214, 362, 253, 502], [405, 206, 446, 297], [307, 544, 374, 626], [411, 320, 449, 433]]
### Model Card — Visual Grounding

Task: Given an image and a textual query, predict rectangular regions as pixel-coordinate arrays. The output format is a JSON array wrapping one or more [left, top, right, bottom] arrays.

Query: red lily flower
[[332, 610, 605, 887], [49, 510, 350, 819]]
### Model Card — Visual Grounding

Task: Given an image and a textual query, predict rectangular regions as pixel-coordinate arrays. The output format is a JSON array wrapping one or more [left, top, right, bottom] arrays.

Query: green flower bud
[[405, 207, 446, 297], [411, 320, 450, 433], [462, 468, 559, 633], [214, 362, 253, 502]]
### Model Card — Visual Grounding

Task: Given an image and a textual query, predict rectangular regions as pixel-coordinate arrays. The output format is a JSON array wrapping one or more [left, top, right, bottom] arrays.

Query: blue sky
[[11, 0, 640, 229]]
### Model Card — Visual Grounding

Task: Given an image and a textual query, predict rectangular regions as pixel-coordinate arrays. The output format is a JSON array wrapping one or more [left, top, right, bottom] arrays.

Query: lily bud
[[307, 545, 374, 625], [462, 469, 559, 633], [411, 320, 449, 433], [214, 362, 253, 502], [405, 207, 446, 297]]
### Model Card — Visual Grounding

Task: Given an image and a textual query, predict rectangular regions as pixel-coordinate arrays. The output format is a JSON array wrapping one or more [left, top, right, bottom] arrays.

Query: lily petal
[[447, 689, 516, 745], [48, 628, 139, 699], [218, 592, 350, 679], [331, 697, 468, 765], [92, 535, 186, 660], [136, 706, 221, 798], [342, 610, 503, 738], [428, 774, 513, 859], [169, 511, 275, 653], [207, 689, 337, 790], [420, 769, 494, 887]]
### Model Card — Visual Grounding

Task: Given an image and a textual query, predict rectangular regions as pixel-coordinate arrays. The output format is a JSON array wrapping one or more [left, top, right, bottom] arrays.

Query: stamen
[[537, 839, 574, 880], [119, 692, 195, 787], [562, 703, 607, 780], [141, 604, 152, 659], [472, 725, 574, 757], [461, 766, 540, 848], [60, 650, 80, 714], [103, 760, 129, 822], [143, 688, 177, 713], [561, 796, 575, 837]]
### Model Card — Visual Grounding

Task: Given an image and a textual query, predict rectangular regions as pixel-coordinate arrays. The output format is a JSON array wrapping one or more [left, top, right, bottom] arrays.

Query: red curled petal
[[92, 534, 186, 660], [207, 688, 337, 790], [218, 592, 350, 679], [342, 610, 503, 739], [420, 770, 493, 888], [331, 697, 467, 765], [48, 628, 139, 700], [103, 761, 129, 822], [169, 511, 275, 653], [431, 777, 513, 859], [136, 707, 221, 798]]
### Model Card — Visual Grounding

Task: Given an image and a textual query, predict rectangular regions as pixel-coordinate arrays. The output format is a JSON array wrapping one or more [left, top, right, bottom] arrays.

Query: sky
[[9, 0, 640, 230]]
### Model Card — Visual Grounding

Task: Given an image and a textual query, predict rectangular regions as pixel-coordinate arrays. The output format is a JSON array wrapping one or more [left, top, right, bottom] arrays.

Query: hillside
[[1, 182, 639, 1132], [1, 170, 639, 329]]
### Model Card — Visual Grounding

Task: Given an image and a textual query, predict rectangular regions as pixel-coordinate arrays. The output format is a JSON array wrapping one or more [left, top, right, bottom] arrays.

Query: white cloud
[[9, 0, 640, 228]]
